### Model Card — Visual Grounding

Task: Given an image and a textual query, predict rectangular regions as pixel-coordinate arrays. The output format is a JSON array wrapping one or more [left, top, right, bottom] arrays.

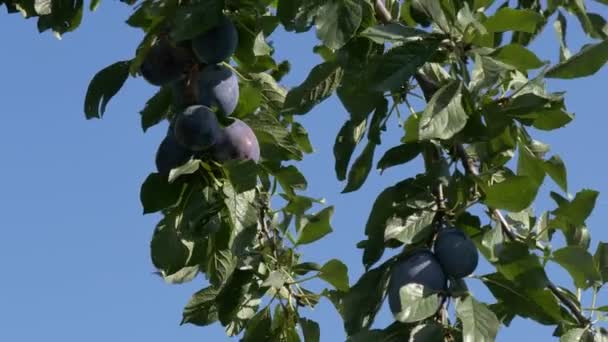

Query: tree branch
[[374, 0, 392, 23]]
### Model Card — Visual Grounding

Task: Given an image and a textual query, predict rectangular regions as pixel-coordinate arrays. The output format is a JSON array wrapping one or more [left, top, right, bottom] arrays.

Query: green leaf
[[150, 215, 194, 277], [544, 155, 568, 192], [495, 242, 549, 289], [418, 80, 468, 140], [546, 40, 608, 79], [331, 262, 392, 335], [370, 39, 441, 92], [181, 286, 220, 326], [242, 307, 272, 342], [384, 210, 435, 244], [553, 189, 599, 226], [224, 160, 258, 194], [314, 0, 362, 50], [140, 86, 172, 132], [560, 328, 594, 342], [89, 0, 100, 11], [140, 173, 183, 214], [319, 259, 349, 291], [484, 8, 544, 33], [283, 61, 344, 115], [84, 60, 130, 119], [208, 249, 237, 287], [168, 159, 201, 183], [159, 265, 199, 284], [552, 246, 601, 289], [334, 120, 367, 181], [481, 273, 563, 325], [299, 318, 320, 342], [170, 0, 223, 42], [246, 112, 302, 161], [297, 206, 334, 245], [395, 283, 441, 323], [517, 144, 545, 186], [482, 175, 539, 212], [594, 242, 608, 283], [273, 165, 308, 196], [376, 143, 422, 171], [342, 141, 376, 193], [532, 109, 574, 131], [490, 44, 544, 71], [292, 122, 314, 153], [360, 22, 430, 44], [455, 296, 499, 342], [410, 321, 444, 342], [222, 185, 258, 254]]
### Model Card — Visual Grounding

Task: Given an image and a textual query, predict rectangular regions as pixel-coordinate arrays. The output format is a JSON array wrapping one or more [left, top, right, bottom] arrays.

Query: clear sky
[[1, 2, 607, 341]]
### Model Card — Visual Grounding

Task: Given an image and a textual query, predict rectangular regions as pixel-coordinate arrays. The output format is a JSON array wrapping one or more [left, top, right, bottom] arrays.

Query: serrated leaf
[[208, 249, 237, 287], [481, 273, 563, 325], [319, 259, 349, 291], [84, 60, 130, 119], [384, 210, 435, 244], [553, 189, 599, 226], [395, 283, 441, 323], [283, 61, 344, 115], [297, 206, 334, 245], [151, 215, 194, 277], [370, 39, 441, 92], [274, 165, 307, 196], [292, 122, 314, 153], [490, 44, 544, 71], [546, 40, 608, 79], [224, 160, 258, 194], [484, 8, 544, 33], [342, 141, 376, 193], [455, 296, 499, 342], [552, 246, 601, 289], [419, 80, 468, 140], [482, 175, 539, 212], [140, 173, 183, 214], [544, 155, 568, 192], [181, 286, 220, 326], [314, 0, 362, 50], [140, 86, 172, 131], [377, 143, 422, 171], [594, 242, 608, 283]]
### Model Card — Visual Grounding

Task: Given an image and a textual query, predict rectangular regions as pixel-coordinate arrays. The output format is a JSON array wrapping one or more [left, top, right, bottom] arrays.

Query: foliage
[[4, 0, 608, 340]]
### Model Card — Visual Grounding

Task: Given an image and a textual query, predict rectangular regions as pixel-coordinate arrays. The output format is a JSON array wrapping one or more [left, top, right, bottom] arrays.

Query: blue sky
[[0, 2, 607, 341]]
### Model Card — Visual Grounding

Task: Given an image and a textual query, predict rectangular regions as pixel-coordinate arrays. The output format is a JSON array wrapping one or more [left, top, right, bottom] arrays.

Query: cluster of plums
[[387, 227, 478, 315], [139, 16, 260, 176]]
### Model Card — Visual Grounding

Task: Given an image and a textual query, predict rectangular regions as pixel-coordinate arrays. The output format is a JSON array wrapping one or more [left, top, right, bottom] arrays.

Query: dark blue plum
[[140, 39, 189, 86], [155, 129, 192, 176], [198, 65, 239, 116], [433, 228, 479, 278], [191, 16, 238, 64], [174, 105, 223, 151], [387, 250, 446, 315], [212, 119, 260, 162]]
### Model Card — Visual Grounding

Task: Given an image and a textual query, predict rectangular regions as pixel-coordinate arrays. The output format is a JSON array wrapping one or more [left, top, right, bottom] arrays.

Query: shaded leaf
[[342, 141, 376, 193], [297, 206, 334, 245], [140, 86, 172, 131], [299, 317, 320, 342], [319, 259, 349, 291], [376, 143, 422, 171], [140, 173, 183, 214], [546, 40, 608, 79], [284, 61, 344, 115], [315, 0, 362, 50], [544, 155, 568, 192], [84, 60, 130, 119]]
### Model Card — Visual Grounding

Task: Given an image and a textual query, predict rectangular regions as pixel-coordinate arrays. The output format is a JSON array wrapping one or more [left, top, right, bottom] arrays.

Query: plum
[[155, 129, 192, 176], [173, 105, 223, 151], [140, 38, 189, 86], [212, 119, 260, 162], [198, 65, 239, 116], [191, 16, 238, 64], [388, 249, 446, 315], [433, 228, 479, 278]]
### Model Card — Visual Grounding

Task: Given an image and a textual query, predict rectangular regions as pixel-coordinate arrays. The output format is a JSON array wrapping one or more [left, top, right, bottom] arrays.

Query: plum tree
[[155, 129, 192, 176], [191, 16, 238, 64], [433, 228, 479, 278], [387, 250, 446, 315], [198, 65, 239, 115], [212, 119, 260, 162], [140, 38, 190, 86], [173, 105, 223, 151]]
